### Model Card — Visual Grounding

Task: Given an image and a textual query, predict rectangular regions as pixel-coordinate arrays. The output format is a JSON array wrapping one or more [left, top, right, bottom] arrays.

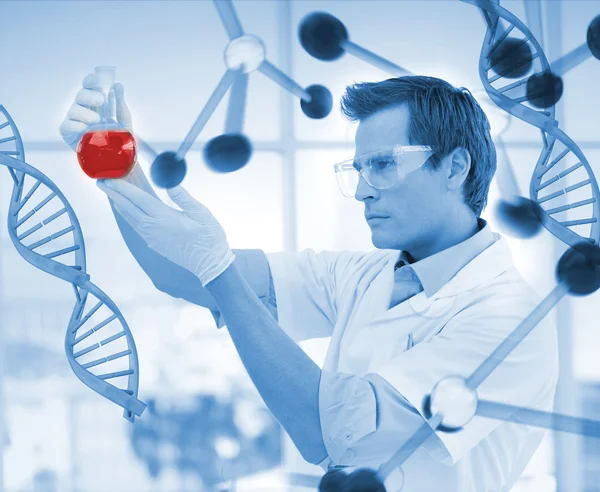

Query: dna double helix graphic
[[0, 105, 145, 422], [472, 0, 600, 250]]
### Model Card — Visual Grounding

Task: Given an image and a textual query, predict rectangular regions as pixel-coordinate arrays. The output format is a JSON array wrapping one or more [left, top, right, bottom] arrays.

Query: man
[[60, 75, 558, 491]]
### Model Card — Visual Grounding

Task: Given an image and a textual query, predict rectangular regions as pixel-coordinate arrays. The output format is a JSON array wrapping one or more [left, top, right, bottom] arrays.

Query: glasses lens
[[365, 150, 398, 189], [335, 165, 359, 198], [396, 149, 433, 179]]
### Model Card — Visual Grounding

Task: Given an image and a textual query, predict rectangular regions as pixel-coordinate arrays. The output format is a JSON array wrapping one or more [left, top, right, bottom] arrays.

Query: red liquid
[[77, 129, 136, 179]]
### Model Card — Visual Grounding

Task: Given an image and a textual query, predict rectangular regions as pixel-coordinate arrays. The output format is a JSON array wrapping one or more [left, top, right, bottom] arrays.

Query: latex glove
[[59, 73, 133, 151], [96, 178, 235, 287]]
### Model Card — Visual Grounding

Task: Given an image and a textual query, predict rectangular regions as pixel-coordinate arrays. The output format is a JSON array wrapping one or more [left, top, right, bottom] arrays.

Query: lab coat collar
[[417, 232, 513, 302], [396, 218, 497, 299]]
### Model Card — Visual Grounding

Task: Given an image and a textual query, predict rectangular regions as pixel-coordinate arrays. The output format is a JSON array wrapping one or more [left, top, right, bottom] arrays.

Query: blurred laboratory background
[[1, 0, 600, 491]]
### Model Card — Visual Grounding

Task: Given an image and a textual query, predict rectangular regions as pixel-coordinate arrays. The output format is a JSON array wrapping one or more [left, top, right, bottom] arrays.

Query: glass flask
[[76, 66, 137, 179]]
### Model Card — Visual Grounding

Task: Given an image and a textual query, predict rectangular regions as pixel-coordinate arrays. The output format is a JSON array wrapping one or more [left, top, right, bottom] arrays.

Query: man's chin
[[371, 232, 392, 249]]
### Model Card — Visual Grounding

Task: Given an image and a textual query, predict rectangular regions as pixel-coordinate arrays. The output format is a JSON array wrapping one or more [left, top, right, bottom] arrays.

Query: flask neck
[[99, 88, 116, 123]]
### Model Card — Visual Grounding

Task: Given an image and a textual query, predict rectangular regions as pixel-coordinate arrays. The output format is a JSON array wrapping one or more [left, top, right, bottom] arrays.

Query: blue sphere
[[494, 197, 543, 239], [556, 242, 600, 296], [345, 469, 386, 492], [301, 84, 333, 119], [489, 37, 533, 79], [587, 15, 600, 60], [150, 151, 187, 189], [204, 133, 252, 173], [526, 71, 563, 109], [319, 469, 348, 491], [299, 12, 348, 61]]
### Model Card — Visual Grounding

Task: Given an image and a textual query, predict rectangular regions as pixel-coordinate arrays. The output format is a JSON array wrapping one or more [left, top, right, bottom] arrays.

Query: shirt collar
[[394, 218, 497, 298]]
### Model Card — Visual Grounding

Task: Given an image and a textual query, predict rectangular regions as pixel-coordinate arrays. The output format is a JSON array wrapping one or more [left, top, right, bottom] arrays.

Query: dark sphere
[[203, 133, 252, 173], [150, 151, 187, 189], [556, 242, 600, 296], [526, 71, 563, 109], [301, 84, 333, 119], [299, 12, 348, 61], [489, 37, 534, 79], [319, 469, 348, 492], [494, 197, 543, 239], [345, 469, 386, 492], [587, 15, 600, 60]]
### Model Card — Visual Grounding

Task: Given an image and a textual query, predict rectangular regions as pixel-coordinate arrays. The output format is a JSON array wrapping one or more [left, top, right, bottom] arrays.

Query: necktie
[[389, 260, 423, 309]]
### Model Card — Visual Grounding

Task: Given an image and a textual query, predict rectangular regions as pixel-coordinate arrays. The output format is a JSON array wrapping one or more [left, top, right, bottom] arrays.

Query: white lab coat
[[266, 234, 558, 492]]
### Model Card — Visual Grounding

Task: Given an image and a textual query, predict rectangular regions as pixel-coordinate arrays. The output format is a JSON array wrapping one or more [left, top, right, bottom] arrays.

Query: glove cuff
[[199, 248, 236, 287]]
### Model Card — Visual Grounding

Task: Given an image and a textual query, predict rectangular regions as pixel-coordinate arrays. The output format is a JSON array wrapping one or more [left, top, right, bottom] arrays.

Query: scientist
[[60, 74, 558, 492]]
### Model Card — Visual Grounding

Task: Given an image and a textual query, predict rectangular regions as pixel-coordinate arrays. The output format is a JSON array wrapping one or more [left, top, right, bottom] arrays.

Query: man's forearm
[[205, 263, 328, 465]]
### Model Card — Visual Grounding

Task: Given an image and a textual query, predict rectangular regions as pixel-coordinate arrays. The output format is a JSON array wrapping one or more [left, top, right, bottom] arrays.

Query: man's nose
[[354, 173, 379, 202]]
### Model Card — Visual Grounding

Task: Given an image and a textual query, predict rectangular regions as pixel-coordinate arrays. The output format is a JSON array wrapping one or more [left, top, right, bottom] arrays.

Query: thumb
[[167, 186, 208, 221], [112, 83, 133, 132]]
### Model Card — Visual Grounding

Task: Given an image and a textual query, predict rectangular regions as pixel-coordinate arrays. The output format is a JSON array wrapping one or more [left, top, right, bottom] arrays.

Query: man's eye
[[352, 161, 362, 172], [372, 158, 394, 169]]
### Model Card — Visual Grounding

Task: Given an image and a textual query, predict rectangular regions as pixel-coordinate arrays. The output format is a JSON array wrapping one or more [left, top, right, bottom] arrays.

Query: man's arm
[[107, 163, 273, 312], [205, 262, 328, 464]]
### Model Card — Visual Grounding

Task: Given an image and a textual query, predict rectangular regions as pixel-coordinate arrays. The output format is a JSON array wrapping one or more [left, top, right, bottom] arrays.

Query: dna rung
[[1, 151, 145, 421], [463, 0, 600, 251]]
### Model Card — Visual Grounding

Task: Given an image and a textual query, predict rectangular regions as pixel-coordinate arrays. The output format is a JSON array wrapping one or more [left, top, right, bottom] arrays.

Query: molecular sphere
[[494, 197, 543, 239], [299, 12, 348, 61], [526, 71, 564, 109], [556, 242, 600, 296], [150, 151, 187, 189], [587, 15, 600, 60], [204, 133, 252, 173], [429, 376, 478, 431], [224, 34, 266, 74], [319, 469, 348, 492], [301, 84, 333, 119], [489, 37, 533, 79], [344, 469, 386, 492]]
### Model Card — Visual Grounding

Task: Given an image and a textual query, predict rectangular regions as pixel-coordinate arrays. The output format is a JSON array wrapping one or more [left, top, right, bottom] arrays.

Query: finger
[[82, 73, 99, 90], [67, 103, 101, 125], [75, 88, 104, 108], [113, 83, 133, 130], [166, 185, 201, 210], [97, 180, 150, 224], [59, 119, 87, 148], [101, 178, 166, 217]]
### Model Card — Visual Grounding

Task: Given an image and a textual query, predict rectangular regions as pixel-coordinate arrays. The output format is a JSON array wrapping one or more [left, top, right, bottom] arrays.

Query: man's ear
[[446, 147, 472, 191]]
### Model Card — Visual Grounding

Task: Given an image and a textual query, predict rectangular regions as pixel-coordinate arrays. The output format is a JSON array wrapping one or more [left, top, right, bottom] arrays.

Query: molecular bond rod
[[225, 71, 248, 134], [258, 60, 312, 101], [378, 415, 443, 480], [466, 282, 569, 389], [340, 39, 413, 77], [213, 0, 244, 40], [550, 43, 593, 77], [136, 136, 158, 162], [176, 68, 238, 160], [523, 0, 545, 51], [476, 399, 600, 439]]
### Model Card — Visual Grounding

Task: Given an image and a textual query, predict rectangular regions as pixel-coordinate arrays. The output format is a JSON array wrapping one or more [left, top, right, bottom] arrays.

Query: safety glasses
[[334, 145, 434, 198]]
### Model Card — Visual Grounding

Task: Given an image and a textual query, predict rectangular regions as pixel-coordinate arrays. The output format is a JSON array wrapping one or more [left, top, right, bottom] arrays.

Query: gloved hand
[[59, 73, 133, 151], [96, 178, 235, 287]]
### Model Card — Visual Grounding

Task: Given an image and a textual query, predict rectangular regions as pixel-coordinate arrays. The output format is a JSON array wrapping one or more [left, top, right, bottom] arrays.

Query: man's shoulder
[[460, 266, 544, 317]]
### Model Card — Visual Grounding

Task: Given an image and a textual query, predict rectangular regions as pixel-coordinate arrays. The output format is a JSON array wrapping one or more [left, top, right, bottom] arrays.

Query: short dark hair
[[340, 76, 497, 217]]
